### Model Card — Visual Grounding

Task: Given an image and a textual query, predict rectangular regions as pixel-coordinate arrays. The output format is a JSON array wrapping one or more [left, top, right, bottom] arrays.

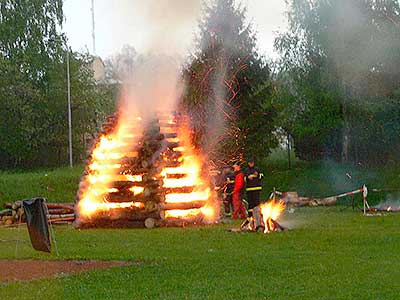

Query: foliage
[[183, 0, 276, 166], [104, 44, 138, 83], [274, 0, 400, 164], [0, 0, 115, 168]]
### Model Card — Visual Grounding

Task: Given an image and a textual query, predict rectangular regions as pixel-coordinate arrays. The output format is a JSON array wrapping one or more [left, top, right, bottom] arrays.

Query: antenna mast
[[91, 0, 96, 54]]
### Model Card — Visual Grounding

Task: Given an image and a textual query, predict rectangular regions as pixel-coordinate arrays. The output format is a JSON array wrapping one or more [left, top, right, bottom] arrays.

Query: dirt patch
[[0, 259, 134, 282]]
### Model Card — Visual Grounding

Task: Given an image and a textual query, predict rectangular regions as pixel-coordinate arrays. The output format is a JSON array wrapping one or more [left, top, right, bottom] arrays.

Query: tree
[[0, 0, 114, 168], [183, 0, 276, 166], [274, 0, 400, 164], [104, 45, 138, 83]]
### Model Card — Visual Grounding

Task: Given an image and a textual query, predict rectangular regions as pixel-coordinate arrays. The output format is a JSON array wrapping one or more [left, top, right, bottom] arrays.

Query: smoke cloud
[[109, 0, 202, 121]]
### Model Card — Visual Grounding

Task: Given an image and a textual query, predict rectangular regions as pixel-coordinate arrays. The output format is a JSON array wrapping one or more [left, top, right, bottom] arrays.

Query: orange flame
[[78, 114, 144, 219], [160, 120, 218, 223], [78, 113, 219, 225], [260, 200, 285, 233]]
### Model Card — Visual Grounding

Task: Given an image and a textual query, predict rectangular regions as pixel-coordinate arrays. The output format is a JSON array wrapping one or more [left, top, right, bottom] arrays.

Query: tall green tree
[[183, 0, 276, 166], [274, 0, 400, 164], [0, 0, 114, 168]]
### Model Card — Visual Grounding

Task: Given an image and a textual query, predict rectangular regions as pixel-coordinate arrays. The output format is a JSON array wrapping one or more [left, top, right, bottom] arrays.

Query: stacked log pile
[[75, 112, 215, 228], [76, 114, 164, 228], [0, 202, 75, 226], [157, 113, 214, 226]]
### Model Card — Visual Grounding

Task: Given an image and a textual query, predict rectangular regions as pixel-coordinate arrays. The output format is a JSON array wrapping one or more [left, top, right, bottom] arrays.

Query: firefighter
[[245, 158, 264, 216], [223, 167, 235, 216], [232, 162, 246, 219]]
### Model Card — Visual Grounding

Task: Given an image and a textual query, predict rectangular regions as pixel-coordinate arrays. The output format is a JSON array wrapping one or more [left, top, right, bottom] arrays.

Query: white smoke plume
[[108, 0, 202, 120]]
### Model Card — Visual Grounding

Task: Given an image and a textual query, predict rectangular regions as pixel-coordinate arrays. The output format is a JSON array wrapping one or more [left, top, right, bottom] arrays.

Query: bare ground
[[0, 259, 133, 282]]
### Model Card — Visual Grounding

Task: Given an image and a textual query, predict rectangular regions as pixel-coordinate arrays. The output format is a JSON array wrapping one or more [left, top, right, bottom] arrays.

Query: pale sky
[[63, 0, 288, 59]]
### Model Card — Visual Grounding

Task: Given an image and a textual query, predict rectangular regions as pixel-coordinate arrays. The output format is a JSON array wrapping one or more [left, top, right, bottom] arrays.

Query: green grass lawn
[[1, 207, 400, 299], [0, 166, 84, 207], [0, 160, 400, 299], [260, 149, 400, 205]]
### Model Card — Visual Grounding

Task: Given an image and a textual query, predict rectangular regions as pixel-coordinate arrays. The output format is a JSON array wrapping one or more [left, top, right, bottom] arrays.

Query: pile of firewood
[[283, 192, 338, 207], [0, 201, 75, 226], [0, 201, 25, 225], [76, 114, 169, 228]]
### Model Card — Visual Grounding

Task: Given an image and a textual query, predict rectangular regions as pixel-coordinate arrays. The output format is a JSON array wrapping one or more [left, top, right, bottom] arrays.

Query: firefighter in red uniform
[[232, 162, 246, 219]]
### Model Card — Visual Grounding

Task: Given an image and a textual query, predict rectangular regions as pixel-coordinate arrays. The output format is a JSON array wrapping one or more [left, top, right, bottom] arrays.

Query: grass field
[[1, 207, 400, 299], [0, 166, 83, 206], [1, 155, 399, 299]]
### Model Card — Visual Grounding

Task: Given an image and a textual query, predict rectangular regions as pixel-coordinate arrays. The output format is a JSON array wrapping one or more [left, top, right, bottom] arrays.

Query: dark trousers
[[246, 190, 261, 210], [224, 194, 233, 214]]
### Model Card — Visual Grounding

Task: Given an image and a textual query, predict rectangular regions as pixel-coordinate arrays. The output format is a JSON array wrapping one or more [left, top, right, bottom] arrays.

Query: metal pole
[[91, 0, 96, 54], [66, 50, 73, 167], [363, 185, 368, 215], [287, 133, 291, 169]]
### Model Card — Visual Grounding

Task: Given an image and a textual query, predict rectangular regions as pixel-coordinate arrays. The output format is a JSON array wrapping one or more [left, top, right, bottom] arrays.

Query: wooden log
[[49, 216, 75, 223], [164, 186, 195, 194], [166, 173, 186, 179], [0, 209, 12, 216], [48, 209, 74, 215], [77, 210, 160, 224], [165, 142, 180, 149], [46, 204, 75, 211], [12, 201, 22, 210], [159, 123, 178, 128], [163, 133, 178, 139], [316, 196, 338, 206], [48, 214, 75, 219], [110, 180, 160, 190], [3, 203, 13, 209], [144, 217, 156, 228], [106, 193, 161, 203], [143, 133, 164, 141], [160, 201, 207, 210], [163, 161, 182, 168], [4, 218, 14, 225]]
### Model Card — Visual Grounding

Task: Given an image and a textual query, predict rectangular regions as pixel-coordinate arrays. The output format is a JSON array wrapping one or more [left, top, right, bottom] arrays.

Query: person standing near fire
[[232, 162, 246, 219], [245, 158, 264, 216], [223, 167, 235, 216]]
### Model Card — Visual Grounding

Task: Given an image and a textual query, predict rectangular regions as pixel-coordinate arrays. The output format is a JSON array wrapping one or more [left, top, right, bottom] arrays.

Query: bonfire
[[240, 199, 286, 233], [75, 111, 218, 228]]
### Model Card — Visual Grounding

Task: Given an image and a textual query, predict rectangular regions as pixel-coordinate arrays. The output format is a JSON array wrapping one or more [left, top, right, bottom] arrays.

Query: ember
[[75, 111, 218, 228]]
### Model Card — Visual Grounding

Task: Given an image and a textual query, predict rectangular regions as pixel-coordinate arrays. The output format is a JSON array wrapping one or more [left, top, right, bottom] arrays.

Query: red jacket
[[233, 171, 245, 194]]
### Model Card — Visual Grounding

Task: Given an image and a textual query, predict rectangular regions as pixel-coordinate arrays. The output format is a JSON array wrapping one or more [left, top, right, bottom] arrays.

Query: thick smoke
[[374, 193, 400, 211], [118, 55, 183, 121], [110, 0, 202, 121], [133, 0, 201, 55]]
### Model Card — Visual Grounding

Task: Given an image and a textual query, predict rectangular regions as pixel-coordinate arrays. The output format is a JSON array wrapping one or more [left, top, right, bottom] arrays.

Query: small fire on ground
[[76, 111, 218, 228], [240, 200, 286, 233]]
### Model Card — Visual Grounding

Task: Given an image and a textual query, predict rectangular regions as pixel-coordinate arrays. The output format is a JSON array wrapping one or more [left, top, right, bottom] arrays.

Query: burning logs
[[239, 201, 286, 233], [76, 113, 165, 228], [75, 112, 217, 228], [160, 201, 207, 210]]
